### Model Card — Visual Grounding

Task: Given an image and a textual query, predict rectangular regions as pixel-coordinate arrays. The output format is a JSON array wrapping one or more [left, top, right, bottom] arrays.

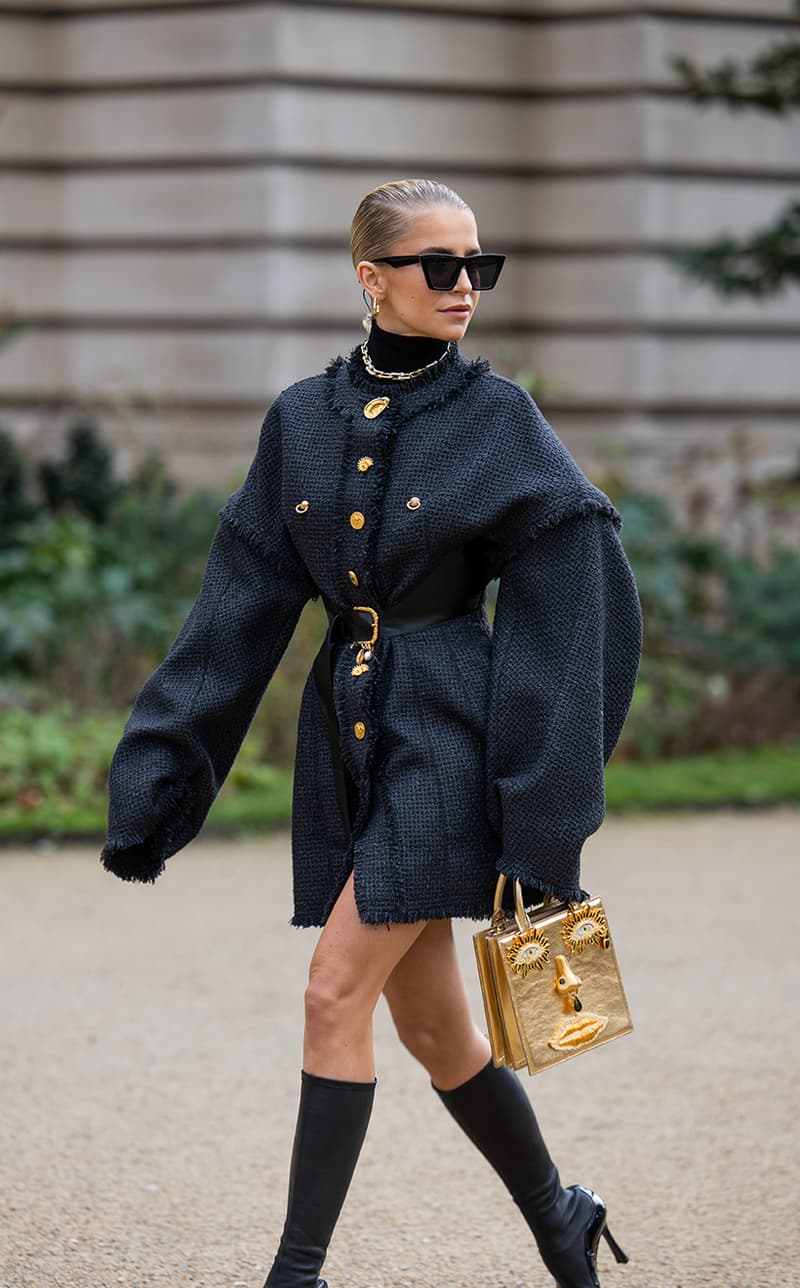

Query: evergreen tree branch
[[668, 200, 800, 298], [669, 1, 800, 116]]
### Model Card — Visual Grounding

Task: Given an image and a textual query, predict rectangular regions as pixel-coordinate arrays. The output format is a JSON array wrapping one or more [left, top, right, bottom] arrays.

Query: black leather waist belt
[[311, 546, 484, 838]]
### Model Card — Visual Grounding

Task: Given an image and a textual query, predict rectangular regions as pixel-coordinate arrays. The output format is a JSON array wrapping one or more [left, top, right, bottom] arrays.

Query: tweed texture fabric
[[101, 341, 643, 927]]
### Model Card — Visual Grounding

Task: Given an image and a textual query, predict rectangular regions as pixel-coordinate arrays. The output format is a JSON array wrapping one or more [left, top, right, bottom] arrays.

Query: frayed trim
[[324, 353, 353, 426], [100, 751, 212, 884], [495, 862, 590, 906], [389, 353, 489, 430], [323, 351, 345, 380], [217, 507, 284, 570], [217, 508, 316, 597], [100, 842, 165, 884], [503, 493, 622, 566], [288, 896, 508, 929], [324, 345, 491, 431], [360, 412, 401, 603], [100, 773, 189, 883]]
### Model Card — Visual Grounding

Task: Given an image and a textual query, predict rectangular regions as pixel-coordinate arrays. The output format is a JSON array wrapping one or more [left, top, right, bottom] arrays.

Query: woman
[[101, 178, 643, 1288]]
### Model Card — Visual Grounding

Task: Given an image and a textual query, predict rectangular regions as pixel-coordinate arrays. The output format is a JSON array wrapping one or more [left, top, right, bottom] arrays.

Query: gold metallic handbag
[[473, 874, 633, 1076]]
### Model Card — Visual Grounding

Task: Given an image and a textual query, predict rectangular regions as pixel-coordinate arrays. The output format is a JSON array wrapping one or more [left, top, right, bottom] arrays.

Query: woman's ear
[[356, 260, 383, 298]]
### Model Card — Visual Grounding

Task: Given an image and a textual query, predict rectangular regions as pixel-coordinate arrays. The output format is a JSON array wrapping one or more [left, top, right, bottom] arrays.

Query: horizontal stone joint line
[[3, 158, 800, 184], [0, 1, 792, 30]]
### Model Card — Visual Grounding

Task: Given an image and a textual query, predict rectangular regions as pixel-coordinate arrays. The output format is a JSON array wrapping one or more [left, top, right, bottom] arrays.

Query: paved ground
[[1, 808, 798, 1288]]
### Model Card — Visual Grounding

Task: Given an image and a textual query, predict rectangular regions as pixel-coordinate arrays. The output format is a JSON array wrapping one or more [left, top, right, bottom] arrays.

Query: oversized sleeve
[[100, 396, 317, 884], [485, 507, 643, 904]]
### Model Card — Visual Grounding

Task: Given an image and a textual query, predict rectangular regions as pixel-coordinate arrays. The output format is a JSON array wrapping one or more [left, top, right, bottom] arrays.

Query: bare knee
[[394, 1009, 455, 1069], [304, 968, 375, 1045]]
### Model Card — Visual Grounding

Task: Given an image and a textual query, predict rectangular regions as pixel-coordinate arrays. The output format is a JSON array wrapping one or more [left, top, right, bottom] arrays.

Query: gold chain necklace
[[359, 338, 452, 381]]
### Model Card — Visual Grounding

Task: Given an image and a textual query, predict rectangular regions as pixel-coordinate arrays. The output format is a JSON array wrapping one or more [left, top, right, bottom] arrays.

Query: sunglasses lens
[[424, 259, 460, 290], [422, 255, 505, 290], [467, 256, 504, 289]]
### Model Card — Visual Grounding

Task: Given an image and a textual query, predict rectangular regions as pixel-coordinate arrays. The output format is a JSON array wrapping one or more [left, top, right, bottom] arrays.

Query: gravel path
[[1, 808, 797, 1288]]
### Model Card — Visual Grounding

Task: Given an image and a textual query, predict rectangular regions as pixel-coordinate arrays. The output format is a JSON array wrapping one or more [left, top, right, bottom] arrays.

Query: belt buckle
[[351, 605, 379, 676]]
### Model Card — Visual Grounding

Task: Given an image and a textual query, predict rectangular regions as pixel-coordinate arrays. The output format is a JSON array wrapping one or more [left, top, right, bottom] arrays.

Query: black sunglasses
[[371, 252, 506, 292]]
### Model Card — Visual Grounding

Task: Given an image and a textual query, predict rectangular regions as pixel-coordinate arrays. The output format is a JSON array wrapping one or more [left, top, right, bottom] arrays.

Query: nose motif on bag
[[553, 954, 583, 1008], [547, 953, 609, 1052]]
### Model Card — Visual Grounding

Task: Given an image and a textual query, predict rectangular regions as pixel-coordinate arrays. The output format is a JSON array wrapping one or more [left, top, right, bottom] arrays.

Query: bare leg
[[265, 872, 430, 1286], [382, 916, 491, 1087], [383, 919, 605, 1288], [303, 868, 431, 1080]]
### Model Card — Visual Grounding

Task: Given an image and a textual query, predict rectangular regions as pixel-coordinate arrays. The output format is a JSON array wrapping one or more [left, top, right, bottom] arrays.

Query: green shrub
[[2, 416, 799, 768], [37, 420, 120, 524], [0, 429, 35, 530], [608, 483, 800, 757], [0, 701, 295, 840], [0, 704, 123, 822]]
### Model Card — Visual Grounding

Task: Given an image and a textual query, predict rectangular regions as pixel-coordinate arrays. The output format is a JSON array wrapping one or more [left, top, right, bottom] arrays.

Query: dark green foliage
[[0, 703, 123, 822], [0, 309, 25, 354], [669, 4, 800, 116], [669, 199, 800, 298], [0, 429, 35, 530], [0, 506, 217, 702], [37, 420, 120, 524], [705, 544, 800, 672], [611, 484, 800, 759], [668, 4, 800, 299], [0, 414, 325, 769], [2, 416, 799, 770], [0, 415, 224, 705]]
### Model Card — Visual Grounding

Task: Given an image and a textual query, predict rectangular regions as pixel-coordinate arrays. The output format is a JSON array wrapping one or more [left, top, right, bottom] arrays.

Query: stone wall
[[1, 0, 798, 548]]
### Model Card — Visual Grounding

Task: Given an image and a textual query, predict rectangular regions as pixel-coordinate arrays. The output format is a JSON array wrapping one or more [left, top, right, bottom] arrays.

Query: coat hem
[[288, 896, 504, 928], [495, 859, 591, 906]]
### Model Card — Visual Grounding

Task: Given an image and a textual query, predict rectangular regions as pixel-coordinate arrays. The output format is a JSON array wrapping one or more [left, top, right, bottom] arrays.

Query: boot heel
[[601, 1223, 629, 1264]]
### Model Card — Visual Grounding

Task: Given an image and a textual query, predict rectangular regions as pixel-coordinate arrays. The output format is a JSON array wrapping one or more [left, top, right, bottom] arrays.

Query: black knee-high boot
[[432, 1056, 625, 1287], [264, 1070, 376, 1288]]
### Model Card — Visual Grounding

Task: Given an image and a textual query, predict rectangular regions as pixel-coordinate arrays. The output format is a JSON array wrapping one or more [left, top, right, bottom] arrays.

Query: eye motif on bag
[[560, 905, 610, 953], [505, 926, 550, 977], [507, 904, 610, 979], [505, 907, 612, 1051]]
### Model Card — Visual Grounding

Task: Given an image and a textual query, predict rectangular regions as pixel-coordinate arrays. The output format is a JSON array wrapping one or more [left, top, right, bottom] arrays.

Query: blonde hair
[[351, 178, 472, 330]]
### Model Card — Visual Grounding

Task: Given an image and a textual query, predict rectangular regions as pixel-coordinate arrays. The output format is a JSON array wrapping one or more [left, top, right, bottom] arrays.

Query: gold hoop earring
[[361, 287, 374, 333], [361, 288, 382, 333]]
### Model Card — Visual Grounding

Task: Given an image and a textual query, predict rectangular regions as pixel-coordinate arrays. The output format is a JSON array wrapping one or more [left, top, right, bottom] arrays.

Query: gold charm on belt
[[350, 605, 379, 676]]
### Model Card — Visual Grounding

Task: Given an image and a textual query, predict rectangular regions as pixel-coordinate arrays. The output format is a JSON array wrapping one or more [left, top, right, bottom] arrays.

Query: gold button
[[349, 511, 365, 530], [353, 721, 366, 740], [348, 570, 359, 585], [294, 500, 310, 513], [357, 456, 374, 473], [406, 496, 421, 510], [363, 398, 390, 419]]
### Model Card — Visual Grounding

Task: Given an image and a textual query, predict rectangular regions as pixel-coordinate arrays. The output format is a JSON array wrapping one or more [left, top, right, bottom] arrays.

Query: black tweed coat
[[101, 340, 643, 927]]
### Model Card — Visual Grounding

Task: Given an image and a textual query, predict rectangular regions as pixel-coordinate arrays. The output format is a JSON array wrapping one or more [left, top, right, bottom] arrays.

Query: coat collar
[[324, 339, 491, 429]]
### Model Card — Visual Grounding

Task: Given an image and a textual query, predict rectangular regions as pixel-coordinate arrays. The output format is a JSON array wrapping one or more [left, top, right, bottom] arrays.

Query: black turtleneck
[[365, 317, 450, 374]]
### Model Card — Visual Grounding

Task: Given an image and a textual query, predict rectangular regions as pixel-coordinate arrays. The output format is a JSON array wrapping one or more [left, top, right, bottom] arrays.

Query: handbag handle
[[492, 872, 564, 932]]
